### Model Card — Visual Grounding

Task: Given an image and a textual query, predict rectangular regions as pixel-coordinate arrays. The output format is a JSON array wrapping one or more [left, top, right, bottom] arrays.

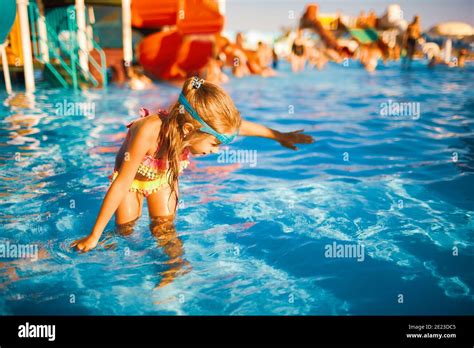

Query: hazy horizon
[[224, 0, 474, 32]]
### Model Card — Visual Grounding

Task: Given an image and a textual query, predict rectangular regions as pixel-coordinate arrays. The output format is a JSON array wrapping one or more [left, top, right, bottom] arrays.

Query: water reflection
[[3, 92, 36, 109], [149, 216, 191, 289], [115, 215, 191, 289]]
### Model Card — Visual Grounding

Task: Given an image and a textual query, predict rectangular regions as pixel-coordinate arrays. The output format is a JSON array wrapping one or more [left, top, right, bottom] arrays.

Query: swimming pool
[[1, 60, 473, 315]]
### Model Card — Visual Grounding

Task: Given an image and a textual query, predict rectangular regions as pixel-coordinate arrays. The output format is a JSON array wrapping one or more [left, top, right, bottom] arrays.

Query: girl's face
[[187, 133, 221, 157]]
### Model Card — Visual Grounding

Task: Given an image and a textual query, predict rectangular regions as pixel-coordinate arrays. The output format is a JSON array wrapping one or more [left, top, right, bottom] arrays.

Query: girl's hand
[[238, 120, 314, 150], [276, 130, 314, 150], [71, 234, 100, 252]]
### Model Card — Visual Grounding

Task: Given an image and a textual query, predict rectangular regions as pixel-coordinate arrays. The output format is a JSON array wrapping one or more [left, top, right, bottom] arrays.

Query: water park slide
[[299, 4, 352, 57], [348, 28, 379, 45], [0, 0, 17, 93], [134, 0, 224, 79], [0, 0, 17, 45]]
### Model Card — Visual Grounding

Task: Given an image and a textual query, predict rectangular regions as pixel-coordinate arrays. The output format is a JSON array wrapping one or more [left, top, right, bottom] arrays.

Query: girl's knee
[[116, 215, 140, 236], [150, 214, 175, 223], [149, 214, 175, 236]]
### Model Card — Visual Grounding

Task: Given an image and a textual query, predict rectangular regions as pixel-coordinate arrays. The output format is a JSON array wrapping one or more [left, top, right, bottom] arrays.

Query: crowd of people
[[199, 32, 278, 84], [125, 4, 470, 88], [197, 4, 470, 84]]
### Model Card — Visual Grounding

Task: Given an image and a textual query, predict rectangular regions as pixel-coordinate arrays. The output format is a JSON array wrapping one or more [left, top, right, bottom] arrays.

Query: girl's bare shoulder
[[129, 114, 163, 137]]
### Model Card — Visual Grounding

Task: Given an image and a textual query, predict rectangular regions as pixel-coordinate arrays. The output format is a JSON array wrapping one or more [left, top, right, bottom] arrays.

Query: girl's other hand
[[276, 130, 314, 150], [71, 234, 100, 252]]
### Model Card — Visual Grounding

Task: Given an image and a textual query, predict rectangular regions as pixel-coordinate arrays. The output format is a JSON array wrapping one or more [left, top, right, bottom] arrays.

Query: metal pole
[[444, 38, 452, 64], [218, 0, 226, 15], [75, 0, 88, 72], [37, 0, 49, 62], [0, 43, 13, 94], [17, 0, 35, 92], [86, 6, 94, 51], [122, 0, 132, 67]]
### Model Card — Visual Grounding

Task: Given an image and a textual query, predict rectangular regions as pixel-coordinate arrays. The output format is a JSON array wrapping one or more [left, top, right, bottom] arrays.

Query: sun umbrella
[[428, 22, 473, 38]]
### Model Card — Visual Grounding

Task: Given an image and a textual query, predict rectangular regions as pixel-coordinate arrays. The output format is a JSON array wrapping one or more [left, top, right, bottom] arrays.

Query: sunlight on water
[[0, 61, 473, 314]]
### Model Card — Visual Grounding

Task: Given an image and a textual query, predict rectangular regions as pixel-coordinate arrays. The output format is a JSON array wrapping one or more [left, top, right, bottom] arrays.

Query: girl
[[72, 77, 314, 252]]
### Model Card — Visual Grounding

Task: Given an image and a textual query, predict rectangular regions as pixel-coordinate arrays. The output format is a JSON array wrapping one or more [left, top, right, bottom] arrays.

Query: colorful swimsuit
[[109, 108, 190, 197]]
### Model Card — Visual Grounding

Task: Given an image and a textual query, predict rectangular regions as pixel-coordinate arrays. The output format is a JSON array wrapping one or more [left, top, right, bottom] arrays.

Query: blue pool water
[[0, 61, 473, 315]]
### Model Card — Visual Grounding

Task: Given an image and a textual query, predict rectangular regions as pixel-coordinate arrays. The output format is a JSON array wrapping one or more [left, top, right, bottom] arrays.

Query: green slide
[[0, 0, 17, 44], [348, 28, 379, 44]]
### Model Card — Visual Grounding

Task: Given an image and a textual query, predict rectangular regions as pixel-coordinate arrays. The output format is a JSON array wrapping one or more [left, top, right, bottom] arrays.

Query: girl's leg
[[115, 190, 144, 235], [146, 184, 178, 218], [147, 185, 189, 288]]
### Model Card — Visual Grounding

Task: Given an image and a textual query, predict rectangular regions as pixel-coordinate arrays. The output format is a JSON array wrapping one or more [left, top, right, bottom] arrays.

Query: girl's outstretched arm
[[71, 122, 160, 252], [239, 119, 314, 150]]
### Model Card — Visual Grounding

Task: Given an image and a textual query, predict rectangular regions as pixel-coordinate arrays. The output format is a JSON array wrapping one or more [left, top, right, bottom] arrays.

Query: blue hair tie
[[178, 93, 238, 145]]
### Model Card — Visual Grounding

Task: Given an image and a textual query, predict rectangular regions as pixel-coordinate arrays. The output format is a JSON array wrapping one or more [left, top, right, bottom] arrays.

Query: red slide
[[134, 0, 224, 80]]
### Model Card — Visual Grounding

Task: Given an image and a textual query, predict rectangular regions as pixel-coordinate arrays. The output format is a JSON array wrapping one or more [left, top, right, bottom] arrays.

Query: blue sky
[[225, 0, 474, 32]]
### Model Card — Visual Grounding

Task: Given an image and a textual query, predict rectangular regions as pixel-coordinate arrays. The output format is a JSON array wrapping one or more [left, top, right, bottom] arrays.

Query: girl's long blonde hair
[[158, 77, 242, 209]]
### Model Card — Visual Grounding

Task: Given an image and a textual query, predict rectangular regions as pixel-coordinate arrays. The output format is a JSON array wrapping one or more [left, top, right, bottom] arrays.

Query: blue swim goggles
[[178, 93, 238, 145]]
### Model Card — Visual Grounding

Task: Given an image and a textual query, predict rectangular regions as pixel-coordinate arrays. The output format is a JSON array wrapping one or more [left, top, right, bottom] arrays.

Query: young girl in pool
[[72, 77, 313, 252]]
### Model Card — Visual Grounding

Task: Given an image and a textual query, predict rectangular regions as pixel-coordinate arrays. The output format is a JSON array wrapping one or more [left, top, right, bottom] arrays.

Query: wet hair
[[158, 77, 242, 208]]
